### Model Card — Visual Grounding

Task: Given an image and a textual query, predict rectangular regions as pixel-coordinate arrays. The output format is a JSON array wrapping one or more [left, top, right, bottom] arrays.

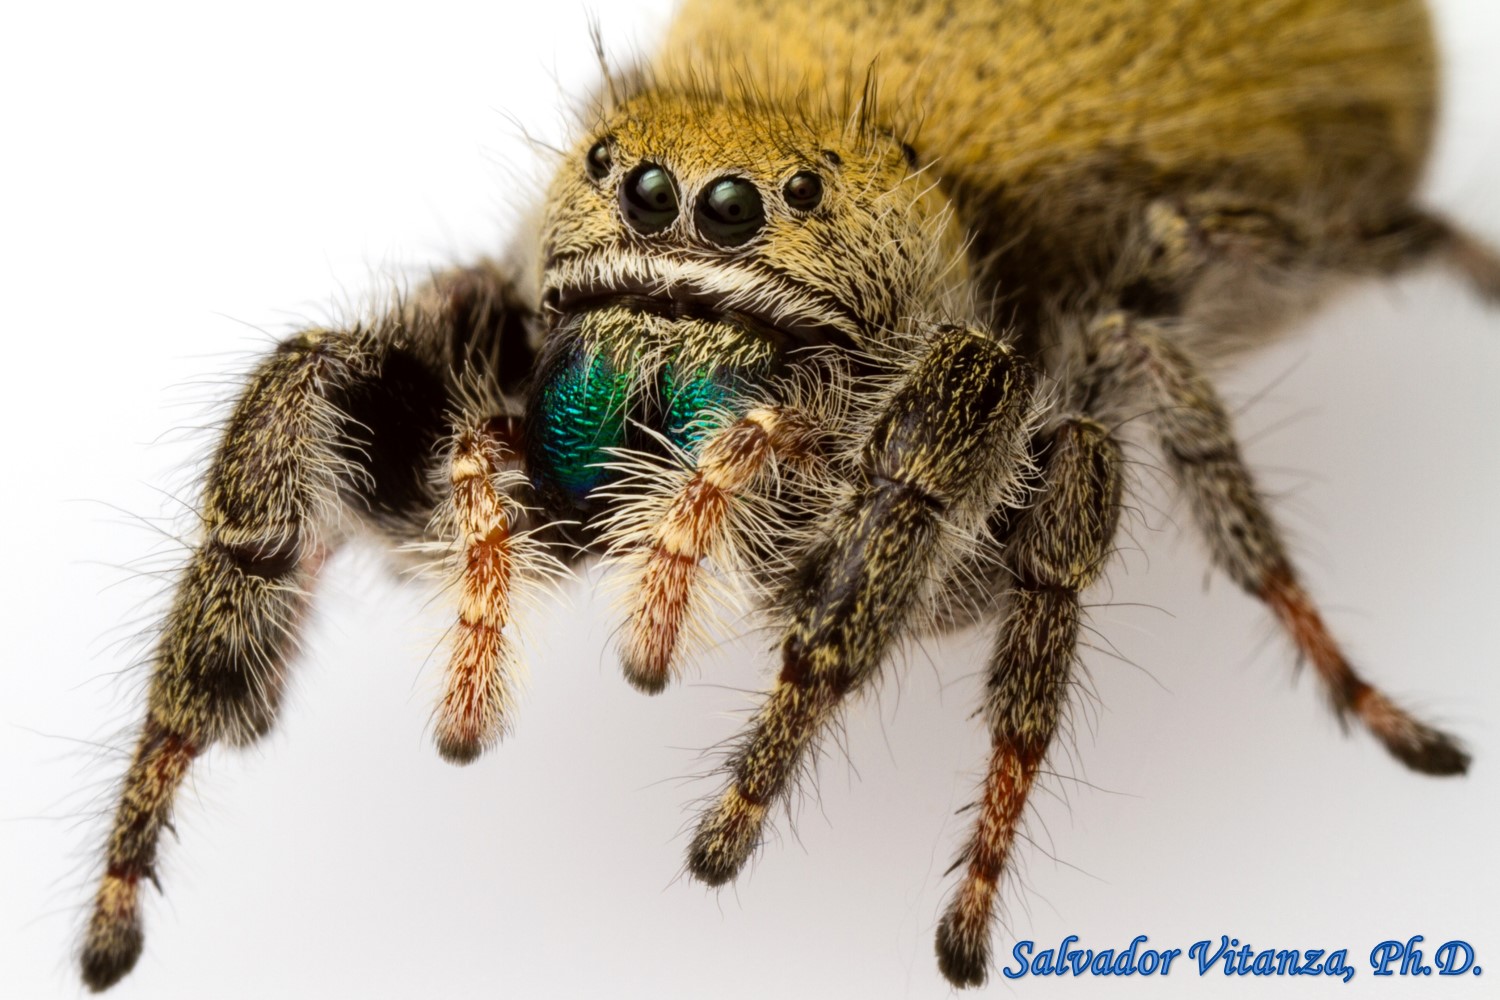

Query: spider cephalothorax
[[529, 94, 969, 530], [82, 0, 1491, 992], [522, 92, 985, 663]]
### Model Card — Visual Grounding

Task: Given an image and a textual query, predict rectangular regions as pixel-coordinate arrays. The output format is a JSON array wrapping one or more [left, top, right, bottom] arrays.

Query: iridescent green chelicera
[[661, 355, 767, 453], [533, 345, 633, 500]]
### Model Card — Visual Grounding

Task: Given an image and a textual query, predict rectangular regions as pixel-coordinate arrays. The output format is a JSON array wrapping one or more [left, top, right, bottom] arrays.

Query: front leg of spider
[[687, 326, 1038, 886], [80, 262, 540, 991]]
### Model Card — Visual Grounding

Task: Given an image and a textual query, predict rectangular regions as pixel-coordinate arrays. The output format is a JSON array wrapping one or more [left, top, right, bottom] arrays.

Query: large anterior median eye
[[621, 164, 680, 233], [697, 176, 765, 246], [530, 342, 632, 505]]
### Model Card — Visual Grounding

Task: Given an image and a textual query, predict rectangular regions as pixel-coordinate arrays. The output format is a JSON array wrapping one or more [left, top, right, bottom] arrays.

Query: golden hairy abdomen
[[661, 0, 1437, 210]]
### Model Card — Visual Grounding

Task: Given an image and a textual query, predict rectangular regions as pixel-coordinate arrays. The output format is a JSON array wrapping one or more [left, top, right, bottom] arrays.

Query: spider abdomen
[[664, 0, 1435, 210]]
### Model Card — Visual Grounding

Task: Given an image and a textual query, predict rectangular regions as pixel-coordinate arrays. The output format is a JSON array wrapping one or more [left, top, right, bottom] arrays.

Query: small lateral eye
[[586, 140, 613, 181], [783, 171, 823, 211]]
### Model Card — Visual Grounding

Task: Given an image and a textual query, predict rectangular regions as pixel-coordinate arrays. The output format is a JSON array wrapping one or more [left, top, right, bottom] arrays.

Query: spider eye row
[[586, 140, 824, 245]]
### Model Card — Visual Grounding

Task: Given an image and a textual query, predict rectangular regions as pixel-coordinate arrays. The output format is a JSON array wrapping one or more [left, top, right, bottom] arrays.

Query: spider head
[[538, 93, 968, 340], [527, 93, 966, 517]]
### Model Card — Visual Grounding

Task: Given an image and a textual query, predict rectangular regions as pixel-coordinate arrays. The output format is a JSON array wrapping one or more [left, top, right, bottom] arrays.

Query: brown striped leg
[[433, 416, 527, 763], [687, 328, 1037, 886], [81, 330, 394, 990], [935, 417, 1122, 988], [1099, 313, 1468, 775], [617, 406, 820, 693]]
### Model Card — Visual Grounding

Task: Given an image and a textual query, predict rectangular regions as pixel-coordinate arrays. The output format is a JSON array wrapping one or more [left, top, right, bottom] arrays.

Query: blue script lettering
[[1192, 936, 1234, 975], [1004, 941, 1037, 980], [1372, 935, 1429, 976], [1436, 940, 1476, 976], [1326, 949, 1356, 984], [1003, 936, 1179, 978], [1192, 936, 1353, 981]]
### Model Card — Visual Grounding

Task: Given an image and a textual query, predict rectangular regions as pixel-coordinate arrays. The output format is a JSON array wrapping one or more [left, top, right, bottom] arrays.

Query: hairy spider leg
[[617, 406, 821, 693], [934, 416, 1123, 988], [433, 416, 529, 763], [687, 328, 1037, 886], [1435, 217, 1500, 304], [82, 330, 390, 991], [392, 263, 543, 763], [1100, 313, 1469, 775], [83, 264, 537, 990]]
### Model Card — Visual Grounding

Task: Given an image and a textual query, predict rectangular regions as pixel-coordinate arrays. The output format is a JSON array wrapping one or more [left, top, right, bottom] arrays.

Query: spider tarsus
[[434, 732, 488, 766], [687, 782, 768, 886], [1257, 571, 1473, 781], [620, 659, 672, 695], [684, 844, 738, 888], [80, 919, 142, 993], [1351, 685, 1471, 777], [1380, 725, 1471, 777], [934, 916, 989, 989], [685, 813, 756, 887]]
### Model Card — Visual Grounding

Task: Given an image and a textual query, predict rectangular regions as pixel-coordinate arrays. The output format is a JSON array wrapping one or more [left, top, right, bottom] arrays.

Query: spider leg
[[935, 416, 1122, 988], [1338, 208, 1500, 304], [1107, 196, 1500, 366], [687, 327, 1036, 886], [1427, 215, 1500, 304], [615, 406, 821, 693], [82, 262, 537, 991], [431, 414, 531, 762], [83, 330, 402, 990], [1092, 311, 1469, 775]]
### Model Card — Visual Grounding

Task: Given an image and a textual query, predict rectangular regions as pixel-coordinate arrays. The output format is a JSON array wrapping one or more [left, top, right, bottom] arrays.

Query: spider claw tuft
[[1357, 689, 1472, 776], [81, 936, 142, 994], [934, 913, 990, 989], [1387, 731, 1471, 777], [80, 874, 144, 993], [685, 843, 739, 888], [621, 657, 672, 695], [687, 786, 764, 886], [434, 731, 488, 766]]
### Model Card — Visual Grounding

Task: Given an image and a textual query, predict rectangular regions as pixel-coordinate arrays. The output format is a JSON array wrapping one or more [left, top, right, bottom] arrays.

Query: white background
[[1, 2, 1497, 998]]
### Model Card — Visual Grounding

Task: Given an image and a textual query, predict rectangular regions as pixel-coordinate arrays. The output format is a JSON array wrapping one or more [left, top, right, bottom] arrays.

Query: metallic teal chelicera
[[662, 360, 740, 453], [533, 345, 633, 500], [533, 333, 770, 506]]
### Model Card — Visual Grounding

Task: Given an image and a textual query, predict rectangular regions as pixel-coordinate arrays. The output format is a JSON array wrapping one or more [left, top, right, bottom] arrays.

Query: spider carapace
[[83, 0, 1492, 990]]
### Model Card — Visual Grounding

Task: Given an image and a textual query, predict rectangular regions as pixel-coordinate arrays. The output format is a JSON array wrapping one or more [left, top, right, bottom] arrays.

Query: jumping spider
[[83, 0, 1492, 991]]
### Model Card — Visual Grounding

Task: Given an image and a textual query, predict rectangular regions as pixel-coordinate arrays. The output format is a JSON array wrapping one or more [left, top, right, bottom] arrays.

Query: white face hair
[[2, 2, 1498, 998]]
